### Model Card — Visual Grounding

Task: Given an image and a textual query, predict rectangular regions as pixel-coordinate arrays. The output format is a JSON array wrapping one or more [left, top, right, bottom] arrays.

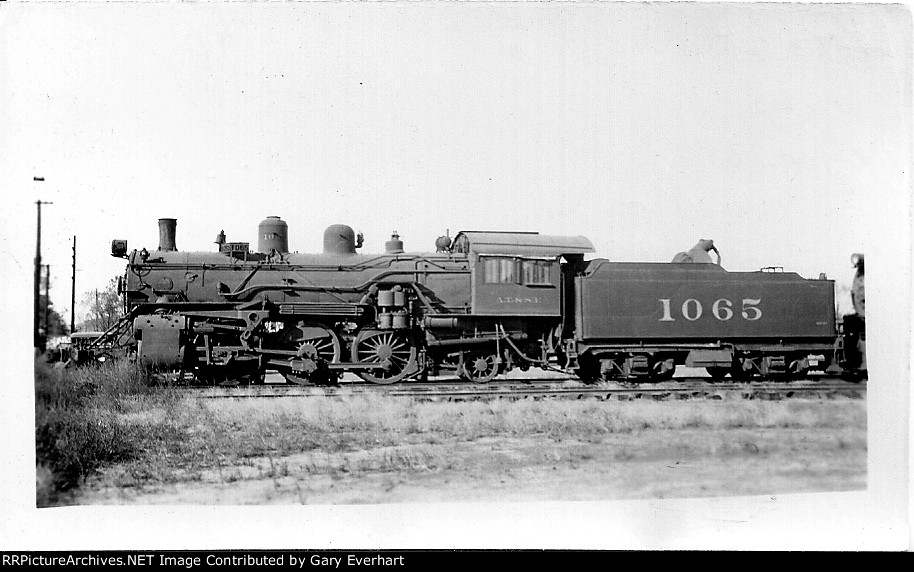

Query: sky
[[0, 1, 911, 551], [1, 2, 910, 323]]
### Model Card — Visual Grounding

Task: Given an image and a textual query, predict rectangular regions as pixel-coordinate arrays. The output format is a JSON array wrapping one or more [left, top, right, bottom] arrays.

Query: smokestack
[[158, 218, 177, 251]]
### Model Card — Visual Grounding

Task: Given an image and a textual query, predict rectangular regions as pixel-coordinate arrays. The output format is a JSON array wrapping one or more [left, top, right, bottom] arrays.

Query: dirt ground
[[74, 423, 866, 505]]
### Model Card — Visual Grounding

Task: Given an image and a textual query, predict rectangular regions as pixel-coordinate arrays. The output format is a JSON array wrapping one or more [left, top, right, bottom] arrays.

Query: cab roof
[[452, 231, 595, 257]]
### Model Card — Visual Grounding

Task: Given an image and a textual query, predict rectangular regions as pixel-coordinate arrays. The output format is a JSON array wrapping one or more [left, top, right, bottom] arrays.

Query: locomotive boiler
[[109, 217, 593, 384], [99, 217, 865, 384]]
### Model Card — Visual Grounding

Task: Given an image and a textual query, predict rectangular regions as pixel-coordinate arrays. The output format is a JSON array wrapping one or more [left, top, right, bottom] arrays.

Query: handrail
[[220, 269, 470, 300]]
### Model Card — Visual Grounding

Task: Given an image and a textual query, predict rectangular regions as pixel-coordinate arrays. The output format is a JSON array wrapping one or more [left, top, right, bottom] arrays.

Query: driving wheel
[[281, 323, 341, 385], [351, 330, 417, 384]]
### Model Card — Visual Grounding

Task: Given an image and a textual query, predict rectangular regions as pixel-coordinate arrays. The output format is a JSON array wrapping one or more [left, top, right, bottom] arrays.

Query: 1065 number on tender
[[659, 298, 762, 322]]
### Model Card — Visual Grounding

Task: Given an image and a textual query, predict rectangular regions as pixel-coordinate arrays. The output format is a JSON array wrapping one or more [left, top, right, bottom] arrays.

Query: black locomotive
[[95, 217, 866, 384]]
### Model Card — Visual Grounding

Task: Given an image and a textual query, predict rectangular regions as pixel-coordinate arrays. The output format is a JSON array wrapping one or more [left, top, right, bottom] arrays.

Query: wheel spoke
[[460, 351, 499, 383], [353, 331, 416, 384]]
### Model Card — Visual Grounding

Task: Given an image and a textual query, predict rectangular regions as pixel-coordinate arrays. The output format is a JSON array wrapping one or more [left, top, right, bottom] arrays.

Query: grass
[[35, 359, 867, 505], [35, 359, 139, 505], [108, 393, 863, 488], [34, 358, 185, 505]]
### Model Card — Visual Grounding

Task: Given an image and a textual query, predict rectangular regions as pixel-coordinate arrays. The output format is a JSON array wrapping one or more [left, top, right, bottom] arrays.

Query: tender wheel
[[730, 359, 754, 382], [459, 351, 501, 384], [652, 359, 676, 381], [574, 353, 603, 384], [352, 330, 417, 384]]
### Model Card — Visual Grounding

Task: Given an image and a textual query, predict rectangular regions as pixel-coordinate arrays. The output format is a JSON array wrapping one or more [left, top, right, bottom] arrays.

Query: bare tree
[[79, 277, 121, 331], [39, 294, 69, 337]]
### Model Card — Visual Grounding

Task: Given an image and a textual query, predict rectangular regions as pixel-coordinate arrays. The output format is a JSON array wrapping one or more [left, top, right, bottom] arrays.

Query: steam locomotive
[[97, 217, 866, 384]]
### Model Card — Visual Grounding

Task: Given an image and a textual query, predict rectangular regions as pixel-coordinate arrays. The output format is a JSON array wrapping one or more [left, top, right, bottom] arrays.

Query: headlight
[[111, 239, 128, 258]]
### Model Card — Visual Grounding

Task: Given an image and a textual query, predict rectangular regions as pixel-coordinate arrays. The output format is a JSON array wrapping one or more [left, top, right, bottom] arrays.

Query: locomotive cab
[[452, 231, 595, 317]]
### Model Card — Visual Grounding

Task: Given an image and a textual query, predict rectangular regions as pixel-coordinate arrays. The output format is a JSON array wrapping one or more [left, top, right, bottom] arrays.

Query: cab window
[[522, 260, 552, 285], [484, 258, 518, 284]]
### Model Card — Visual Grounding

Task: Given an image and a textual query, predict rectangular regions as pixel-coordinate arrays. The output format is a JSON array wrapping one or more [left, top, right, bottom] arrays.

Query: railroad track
[[187, 376, 866, 401]]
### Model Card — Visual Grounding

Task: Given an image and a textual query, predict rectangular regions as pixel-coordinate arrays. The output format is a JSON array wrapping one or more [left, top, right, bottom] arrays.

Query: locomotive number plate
[[658, 298, 762, 322]]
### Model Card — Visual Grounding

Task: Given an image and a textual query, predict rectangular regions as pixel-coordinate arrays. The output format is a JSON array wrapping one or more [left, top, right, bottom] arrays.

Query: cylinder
[[323, 224, 357, 255], [258, 216, 289, 254], [158, 218, 177, 252]]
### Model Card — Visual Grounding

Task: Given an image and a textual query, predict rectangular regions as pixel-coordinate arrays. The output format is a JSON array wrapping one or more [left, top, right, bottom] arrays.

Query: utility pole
[[71, 236, 77, 333], [33, 178, 52, 351], [44, 264, 50, 341]]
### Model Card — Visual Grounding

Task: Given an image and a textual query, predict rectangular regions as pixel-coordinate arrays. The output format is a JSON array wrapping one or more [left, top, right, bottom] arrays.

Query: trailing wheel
[[351, 330, 417, 384], [459, 351, 501, 384]]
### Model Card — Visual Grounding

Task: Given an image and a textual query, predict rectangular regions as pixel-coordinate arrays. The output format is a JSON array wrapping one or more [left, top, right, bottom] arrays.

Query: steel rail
[[186, 377, 865, 401]]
